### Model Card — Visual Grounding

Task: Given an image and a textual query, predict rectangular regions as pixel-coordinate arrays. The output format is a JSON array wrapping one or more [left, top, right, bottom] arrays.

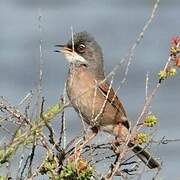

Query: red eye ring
[[78, 43, 86, 53]]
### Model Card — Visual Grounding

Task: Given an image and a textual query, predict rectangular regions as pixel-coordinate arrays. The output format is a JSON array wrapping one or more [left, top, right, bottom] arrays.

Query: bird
[[55, 31, 160, 169]]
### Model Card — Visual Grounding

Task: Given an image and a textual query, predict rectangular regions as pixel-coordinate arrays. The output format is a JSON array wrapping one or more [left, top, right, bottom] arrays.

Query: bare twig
[[0, 97, 31, 125], [17, 154, 24, 179], [36, 8, 43, 118], [103, 0, 161, 178], [58, 97, 65, 147], [27, 136, 37, 177], [41, 97, 55, 145], [152, 136, 180, 144]]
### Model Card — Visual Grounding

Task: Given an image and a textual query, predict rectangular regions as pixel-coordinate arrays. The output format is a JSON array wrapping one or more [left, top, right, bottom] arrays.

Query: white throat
[[64, 51, 88, 65]]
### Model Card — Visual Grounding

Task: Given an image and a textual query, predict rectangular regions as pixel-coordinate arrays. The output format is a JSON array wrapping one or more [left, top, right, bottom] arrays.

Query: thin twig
[[36, 8, 43, 117], [58, 97, 65, 147], [152, 136, 180, 144], [41, 97, 55, 145], [104, 0, 161, 178], [27, 136, 37, 177], [145, 72, 149, 102]]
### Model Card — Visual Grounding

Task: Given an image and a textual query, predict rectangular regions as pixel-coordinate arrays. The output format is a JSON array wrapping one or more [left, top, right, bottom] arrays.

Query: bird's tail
[[128, 143, 160, 169]]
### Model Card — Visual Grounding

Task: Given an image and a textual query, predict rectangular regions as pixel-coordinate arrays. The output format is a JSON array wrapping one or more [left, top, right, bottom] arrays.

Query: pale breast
[[66, 67, 96, 125], [66, 66, 127, 130]]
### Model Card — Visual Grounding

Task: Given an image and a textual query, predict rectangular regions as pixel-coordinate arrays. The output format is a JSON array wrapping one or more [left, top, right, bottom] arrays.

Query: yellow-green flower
[[158, 68, 177, 81], [170, 46, 180, 55], [167, 68, 177, 77], [134, 132, 148, 145], [158, 70, 167, 80], [144, 115, 158, 127]]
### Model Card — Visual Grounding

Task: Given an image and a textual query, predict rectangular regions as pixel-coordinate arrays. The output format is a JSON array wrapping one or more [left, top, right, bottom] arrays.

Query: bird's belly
[[66, 71, 96, 125], [66, 68, 125, 128], [67, 80, 121, 127]]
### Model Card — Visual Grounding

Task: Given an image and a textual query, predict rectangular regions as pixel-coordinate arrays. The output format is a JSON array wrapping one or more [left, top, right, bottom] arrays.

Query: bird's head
[[55, 31, 104, 76]]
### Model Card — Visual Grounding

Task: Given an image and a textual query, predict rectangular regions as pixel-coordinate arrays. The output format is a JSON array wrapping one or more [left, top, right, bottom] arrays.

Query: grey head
[[55, 31, 104, 78]]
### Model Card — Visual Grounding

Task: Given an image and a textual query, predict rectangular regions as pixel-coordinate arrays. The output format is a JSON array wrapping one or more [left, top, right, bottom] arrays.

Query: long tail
[[129, 143, 160, 169]]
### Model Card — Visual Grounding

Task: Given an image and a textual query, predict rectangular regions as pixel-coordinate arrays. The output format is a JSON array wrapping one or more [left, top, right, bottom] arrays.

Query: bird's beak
[[54, 45, 72, 53], [54, 44, 88, 65]]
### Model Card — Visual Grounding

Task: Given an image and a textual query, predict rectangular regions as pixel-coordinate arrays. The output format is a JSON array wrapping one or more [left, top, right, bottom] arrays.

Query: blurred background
[[0, 0, 180, 179]]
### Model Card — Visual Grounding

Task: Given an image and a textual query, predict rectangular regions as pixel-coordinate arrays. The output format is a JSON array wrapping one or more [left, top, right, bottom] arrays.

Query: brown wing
[[98, 82, 130, 129]]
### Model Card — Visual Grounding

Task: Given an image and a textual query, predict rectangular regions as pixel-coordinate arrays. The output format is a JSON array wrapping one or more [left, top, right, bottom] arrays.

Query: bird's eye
[[77, 43, 86, 53]]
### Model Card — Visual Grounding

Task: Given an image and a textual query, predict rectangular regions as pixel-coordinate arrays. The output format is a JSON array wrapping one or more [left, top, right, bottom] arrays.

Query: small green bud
[[135, 132, 149, 145], [144, 114, 158, 127], [158, 70, 167, 80], [167, 68, 177, 77]]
